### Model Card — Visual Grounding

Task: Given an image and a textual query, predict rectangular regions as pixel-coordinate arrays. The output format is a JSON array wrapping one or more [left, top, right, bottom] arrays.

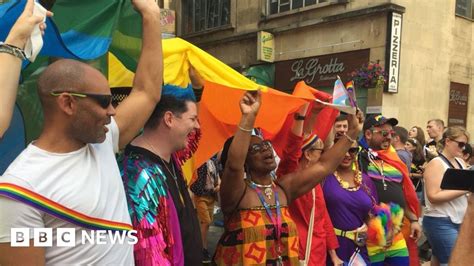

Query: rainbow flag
[[0, 183, 133, 231], [345, 80, 357, 107], [0, 0, 310, 184]]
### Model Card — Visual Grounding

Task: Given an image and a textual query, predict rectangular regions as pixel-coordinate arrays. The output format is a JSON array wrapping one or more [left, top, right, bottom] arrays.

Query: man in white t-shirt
[[0, 0, 163, 264]]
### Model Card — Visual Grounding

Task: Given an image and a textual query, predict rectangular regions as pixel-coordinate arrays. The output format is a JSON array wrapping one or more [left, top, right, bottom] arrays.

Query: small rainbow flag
[[345, 80, 357, 108], [0, 183, 133, 231]]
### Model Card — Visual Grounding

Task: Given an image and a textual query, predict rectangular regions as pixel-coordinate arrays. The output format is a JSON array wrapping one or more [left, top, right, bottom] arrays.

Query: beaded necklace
[[334, 170, 363, 191], [247, 179, 284, 265]]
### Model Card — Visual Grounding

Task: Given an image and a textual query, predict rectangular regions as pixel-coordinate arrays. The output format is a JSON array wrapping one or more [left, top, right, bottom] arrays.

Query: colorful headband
[[302, 134, 320, 151]]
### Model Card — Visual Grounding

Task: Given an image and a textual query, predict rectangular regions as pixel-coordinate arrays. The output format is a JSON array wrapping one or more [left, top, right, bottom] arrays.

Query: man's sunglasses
[[249, 140, 272, 155], [450, 139, 467, 150], [371, 129, 395, 137], [348, 147, 360, 156], [50, 91, 112, 109]]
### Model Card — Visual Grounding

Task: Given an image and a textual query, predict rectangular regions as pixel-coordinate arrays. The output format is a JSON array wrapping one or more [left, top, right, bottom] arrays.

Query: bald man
[[0, 0, 163, 265]]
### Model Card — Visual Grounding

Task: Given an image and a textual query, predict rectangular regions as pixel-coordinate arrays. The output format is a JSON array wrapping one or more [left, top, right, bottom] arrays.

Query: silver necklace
[[248, 179, 274, 200], [158, 156, 185, 204], [142, 138, 184, 203]]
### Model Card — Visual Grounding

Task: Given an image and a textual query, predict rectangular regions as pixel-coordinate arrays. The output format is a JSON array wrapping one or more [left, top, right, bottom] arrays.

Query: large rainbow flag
[[0, 1, 338, 182]]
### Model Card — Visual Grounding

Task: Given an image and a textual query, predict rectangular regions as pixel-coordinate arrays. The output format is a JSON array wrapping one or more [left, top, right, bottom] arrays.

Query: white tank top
[[424, 157, 469, 224]]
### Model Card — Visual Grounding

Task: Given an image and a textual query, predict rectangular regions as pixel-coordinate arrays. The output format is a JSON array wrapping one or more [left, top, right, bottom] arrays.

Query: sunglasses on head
[[308, 146, 324, 152], [248, 140, 272, 155], [450, 139, 467, 150], [50, 91, 113, 109], [348, 147, 360, 155], [371, 129, 395, 137]]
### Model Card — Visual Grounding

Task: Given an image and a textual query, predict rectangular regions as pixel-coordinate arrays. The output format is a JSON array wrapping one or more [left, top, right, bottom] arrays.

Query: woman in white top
[[423, 126, 470, 266]]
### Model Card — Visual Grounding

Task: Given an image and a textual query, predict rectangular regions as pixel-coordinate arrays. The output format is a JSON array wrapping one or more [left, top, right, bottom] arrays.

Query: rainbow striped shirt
[[367, 160, 403, 183]]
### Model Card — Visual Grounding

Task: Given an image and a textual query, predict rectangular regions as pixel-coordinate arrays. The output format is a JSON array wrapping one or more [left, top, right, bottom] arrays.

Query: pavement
[[203, 208, 225, 265], [207, 224, 224, 257]]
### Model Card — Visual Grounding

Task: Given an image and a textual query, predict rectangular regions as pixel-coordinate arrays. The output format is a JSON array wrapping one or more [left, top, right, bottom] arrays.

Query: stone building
[[166, 0, 473, 135]]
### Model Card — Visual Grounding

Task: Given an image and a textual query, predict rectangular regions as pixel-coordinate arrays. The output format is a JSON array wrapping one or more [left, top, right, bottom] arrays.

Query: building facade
[[168, 0, 473, 135]]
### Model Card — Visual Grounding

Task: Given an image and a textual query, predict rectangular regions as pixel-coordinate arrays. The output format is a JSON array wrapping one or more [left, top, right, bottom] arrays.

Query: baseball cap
[[363, 115, 398, 131]]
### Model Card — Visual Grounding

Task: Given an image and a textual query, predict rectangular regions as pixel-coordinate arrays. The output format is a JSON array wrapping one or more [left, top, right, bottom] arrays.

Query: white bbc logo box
[[11, 228, 76, 247]]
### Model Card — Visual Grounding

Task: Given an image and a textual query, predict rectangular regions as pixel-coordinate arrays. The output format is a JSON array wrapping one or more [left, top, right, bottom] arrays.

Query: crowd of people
[[1, 1, 474, 266]]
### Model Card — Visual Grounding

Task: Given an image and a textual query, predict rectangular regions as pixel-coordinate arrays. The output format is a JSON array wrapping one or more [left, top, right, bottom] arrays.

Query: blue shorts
[[423, 216, 460, 264]]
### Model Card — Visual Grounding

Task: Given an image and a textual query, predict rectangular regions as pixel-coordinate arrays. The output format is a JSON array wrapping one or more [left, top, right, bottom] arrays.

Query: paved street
[[207, 225, 224, 258]]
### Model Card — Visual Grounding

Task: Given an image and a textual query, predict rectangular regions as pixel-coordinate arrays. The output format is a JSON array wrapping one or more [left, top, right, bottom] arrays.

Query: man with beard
[[358, 115, 421, 266], [119, 94, 202, 265], [0, 0, 163, 264]]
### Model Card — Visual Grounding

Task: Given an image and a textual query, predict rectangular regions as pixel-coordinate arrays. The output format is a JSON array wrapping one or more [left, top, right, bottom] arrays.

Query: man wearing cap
[[358, 115, 421, 266]]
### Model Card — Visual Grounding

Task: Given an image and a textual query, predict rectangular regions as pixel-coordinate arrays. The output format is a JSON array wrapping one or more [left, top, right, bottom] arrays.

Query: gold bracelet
[[238, 125, 252, 132]]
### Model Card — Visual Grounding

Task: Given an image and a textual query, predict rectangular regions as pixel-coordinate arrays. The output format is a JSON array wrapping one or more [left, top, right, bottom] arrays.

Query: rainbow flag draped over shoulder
[[0, 183, 133, 231]]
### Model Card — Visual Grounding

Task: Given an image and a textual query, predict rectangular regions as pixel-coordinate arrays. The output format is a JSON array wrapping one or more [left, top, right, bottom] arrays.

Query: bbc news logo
[[11, 228, 138, 247]]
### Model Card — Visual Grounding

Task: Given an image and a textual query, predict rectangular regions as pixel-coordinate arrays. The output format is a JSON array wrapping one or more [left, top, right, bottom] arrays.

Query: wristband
[[294, 113, 306, 121], [0, 42, 27, 60], [409, 219, 418, 223]]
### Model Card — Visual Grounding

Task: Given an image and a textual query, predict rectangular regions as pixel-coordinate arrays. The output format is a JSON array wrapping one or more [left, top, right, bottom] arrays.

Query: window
[[455, 0, 473, 18], [268, 0, 326, 15], [182, 0, 231, 34]]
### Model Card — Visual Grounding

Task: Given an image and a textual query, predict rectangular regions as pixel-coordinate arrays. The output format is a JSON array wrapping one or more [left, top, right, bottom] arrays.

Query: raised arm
[[423, 159, 468, 204], [115, 0, 163, 149], [220, 91, 261, 213], [279, 110, 364, 202], [276, 103, 308, 177], [0, 0, 51, 138]]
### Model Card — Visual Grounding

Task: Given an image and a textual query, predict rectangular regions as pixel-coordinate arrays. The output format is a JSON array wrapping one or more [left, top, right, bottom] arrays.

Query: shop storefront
[[273, 49, 370, 113]]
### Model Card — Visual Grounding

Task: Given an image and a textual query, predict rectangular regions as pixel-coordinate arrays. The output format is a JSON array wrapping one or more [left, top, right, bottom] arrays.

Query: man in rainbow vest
[[358, 115, 422, 266], [0, 0, 163, 264]]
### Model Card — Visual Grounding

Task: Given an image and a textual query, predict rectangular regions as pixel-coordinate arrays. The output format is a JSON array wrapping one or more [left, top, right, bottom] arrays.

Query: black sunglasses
[[249, 140, 272, 155], [450, 139, 467, 150], [51, 91, 112, 109], [348, 147, 360, 156]]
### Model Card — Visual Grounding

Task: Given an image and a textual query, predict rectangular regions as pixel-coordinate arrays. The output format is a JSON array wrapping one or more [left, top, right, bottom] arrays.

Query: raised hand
[[310, 101, 325, 115], [189, 65, 205, 89], [239, 90, 261, 117], [347, 108, 364, 138], [5, 0, 53, 49], [131, 0, 161, 15]]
